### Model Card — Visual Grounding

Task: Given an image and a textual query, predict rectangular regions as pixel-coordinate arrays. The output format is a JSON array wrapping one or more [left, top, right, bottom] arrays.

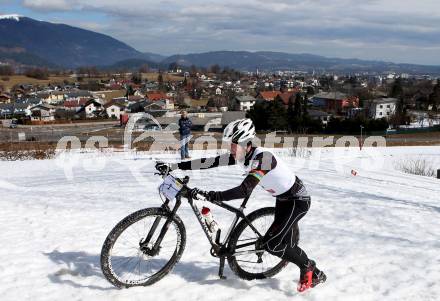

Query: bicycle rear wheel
[[100, 207, 186, 288], [227, 207, 299, 280]]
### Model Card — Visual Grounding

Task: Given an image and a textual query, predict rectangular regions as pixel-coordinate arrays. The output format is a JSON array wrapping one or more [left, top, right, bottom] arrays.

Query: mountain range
[[162, 51, 440, 74], [0, 15, 163, 68], [1, 14, 440, 74]]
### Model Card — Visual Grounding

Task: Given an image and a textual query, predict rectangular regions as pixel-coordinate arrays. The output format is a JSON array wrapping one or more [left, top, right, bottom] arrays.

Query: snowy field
[[0, 146, 439, 301]]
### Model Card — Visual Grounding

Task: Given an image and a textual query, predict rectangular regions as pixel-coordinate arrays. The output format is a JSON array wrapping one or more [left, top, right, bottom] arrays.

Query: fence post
[[437, 169, 440, 179]]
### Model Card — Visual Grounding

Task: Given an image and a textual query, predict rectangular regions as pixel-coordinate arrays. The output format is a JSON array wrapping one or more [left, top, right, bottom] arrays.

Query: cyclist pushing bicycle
[[156, 118, 327, 292]]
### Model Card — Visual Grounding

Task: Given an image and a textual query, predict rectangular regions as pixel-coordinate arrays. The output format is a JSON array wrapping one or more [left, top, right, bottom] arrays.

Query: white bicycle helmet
[[223, 118, 256, 143]]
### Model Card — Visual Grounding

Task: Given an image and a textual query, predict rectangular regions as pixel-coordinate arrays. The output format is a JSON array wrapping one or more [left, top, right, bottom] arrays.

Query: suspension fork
[[140, 197, 181, 253]]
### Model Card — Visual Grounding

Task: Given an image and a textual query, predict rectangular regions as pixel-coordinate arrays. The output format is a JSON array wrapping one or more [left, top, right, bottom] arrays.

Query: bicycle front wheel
[[100, 207, 186, 288], [227, 207, 298, 280]]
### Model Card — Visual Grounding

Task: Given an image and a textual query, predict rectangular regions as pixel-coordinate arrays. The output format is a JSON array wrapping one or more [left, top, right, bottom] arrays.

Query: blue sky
[[1, 0, 440, 65]]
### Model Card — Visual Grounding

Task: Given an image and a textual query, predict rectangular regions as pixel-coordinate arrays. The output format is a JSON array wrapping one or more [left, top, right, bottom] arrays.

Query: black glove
[[189, 189, 222, 202], [155, 162, 172, 175], [190, 188, 204, 200], [206, 191, 223, 203]]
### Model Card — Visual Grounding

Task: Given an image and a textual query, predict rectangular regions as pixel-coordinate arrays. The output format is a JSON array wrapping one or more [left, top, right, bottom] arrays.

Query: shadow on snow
[[44, 250, 295, 296]]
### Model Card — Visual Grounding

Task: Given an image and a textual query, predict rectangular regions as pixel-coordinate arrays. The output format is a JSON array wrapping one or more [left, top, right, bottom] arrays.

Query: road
[[1, 124, 439, 146]]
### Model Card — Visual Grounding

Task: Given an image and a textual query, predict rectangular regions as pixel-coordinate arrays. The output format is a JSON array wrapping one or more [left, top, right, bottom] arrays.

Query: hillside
[[0, 146, 439, 300], [163, 51, 440, 74], [0, 15, 145, 67]]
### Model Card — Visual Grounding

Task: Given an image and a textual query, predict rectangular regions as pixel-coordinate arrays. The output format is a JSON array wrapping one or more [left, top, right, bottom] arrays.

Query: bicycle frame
[[141, 174, 268, 279]]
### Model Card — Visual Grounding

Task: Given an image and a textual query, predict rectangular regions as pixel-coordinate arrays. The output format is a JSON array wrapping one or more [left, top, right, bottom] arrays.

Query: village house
[[146, 91, 168, 102], [0, 93, 12, 103], [91, 90, 126, 102], [310, 91, 359, 114], [274, 89, 302, 108], [133, 89, 145, 98], [65, 90, 93, 102], [364, 98, 398, 119], [186, 98, 209, 110], [163, 99, 175, 110], [30, 104, 56, 122], [166, 91, 177, 99], [127, 100, 169, 117], [0, 103, 15, 118], [144, 101, 169, 116], [128, 100, 148, 113], [12, 103, 33, 117], [234, 95, 256, 111], [38, 91, 64, 104], [105, 102, 126, 120], [144, 82, 159, 91], [256, 91, 281, 102], [76, 99, 104, 118], [63, 98, 88, 111]]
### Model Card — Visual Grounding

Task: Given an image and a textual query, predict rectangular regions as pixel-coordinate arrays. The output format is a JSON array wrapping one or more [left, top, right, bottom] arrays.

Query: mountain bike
[[100, 168, 299, 288]]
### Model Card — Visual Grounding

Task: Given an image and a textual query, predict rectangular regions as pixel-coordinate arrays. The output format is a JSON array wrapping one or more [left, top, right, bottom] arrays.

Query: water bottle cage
[[206, 220, 218, 233]]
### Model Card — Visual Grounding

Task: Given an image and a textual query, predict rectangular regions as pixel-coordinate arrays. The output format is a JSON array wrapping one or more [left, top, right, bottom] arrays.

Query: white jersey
[[175, 146, 300, 200], [245, 147, 296, 196]]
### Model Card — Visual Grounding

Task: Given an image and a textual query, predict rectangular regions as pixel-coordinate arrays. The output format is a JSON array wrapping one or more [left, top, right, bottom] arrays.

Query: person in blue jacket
[[178, 110, 192, 159]]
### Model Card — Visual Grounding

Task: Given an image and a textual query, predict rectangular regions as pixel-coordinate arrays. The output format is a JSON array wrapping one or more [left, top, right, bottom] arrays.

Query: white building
[[235, 95, 256, 111], [366, 98, 398, 119], [77, 99, 104, 118], [30, 104, 56, 121], [105, 103, 126, 119], [85, 102, 100, 116], [39, 91, 64, 104]]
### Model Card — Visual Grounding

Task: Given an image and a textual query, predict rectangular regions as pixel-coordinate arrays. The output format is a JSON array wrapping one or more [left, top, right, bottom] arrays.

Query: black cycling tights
[[263, 198, 311, 269]]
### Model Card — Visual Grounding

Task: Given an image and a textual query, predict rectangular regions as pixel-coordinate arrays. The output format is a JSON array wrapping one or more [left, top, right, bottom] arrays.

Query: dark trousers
[[263, 185, 311, 269]]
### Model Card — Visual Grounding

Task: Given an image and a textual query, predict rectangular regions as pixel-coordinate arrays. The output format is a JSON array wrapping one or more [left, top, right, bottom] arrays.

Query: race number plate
[[159, 175, 183, 201]]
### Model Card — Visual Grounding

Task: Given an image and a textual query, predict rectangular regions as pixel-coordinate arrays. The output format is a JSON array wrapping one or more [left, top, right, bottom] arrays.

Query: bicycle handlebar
[[155, 166, 216, 204]]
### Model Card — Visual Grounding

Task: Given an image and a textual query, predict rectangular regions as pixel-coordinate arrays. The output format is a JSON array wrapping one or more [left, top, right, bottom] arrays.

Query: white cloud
[[20, 0, 440, 64], [23, 0, 76, 11]]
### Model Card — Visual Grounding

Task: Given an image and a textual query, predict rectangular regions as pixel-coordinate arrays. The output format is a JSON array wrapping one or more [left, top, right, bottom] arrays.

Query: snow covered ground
[[0, 146, 439, 301]]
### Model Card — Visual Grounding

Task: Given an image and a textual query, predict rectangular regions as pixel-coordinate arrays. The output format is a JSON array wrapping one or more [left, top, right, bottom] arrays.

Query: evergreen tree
[[287, 96, 295, 132], [389, 78, 409, 126], [390, 78, 404, 99], [125, 85, 134, 98], [158, 72, 165, 91], [267, 101, 288, 130], [131, 72, 142, 85], [303, 95, 309, 116], [286, 93, 303, 132], [293, 93, 302, 118], [247, 102, 269, 130], [429, 82, 440, 110]]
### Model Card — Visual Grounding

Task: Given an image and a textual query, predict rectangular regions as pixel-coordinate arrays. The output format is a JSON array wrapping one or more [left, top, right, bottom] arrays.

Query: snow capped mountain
[[0, 15, 146, 67], [0, 14, 22, 21]]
